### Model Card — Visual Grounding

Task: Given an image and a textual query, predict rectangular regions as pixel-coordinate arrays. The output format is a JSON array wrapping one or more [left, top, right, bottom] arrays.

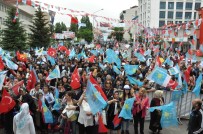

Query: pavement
[[0, 120, 188, 134]]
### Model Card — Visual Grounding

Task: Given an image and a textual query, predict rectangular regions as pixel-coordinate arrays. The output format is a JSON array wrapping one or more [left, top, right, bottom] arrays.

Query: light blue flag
[[69, 48, 76, 59], [149, 102, 178, 128], [127, 75, 143, 87], [182, 79, 188, 94], [177, 73, 182, 88], [161, 102, 178, 128], [90, 50, 99, 56], [47, 55, 56, 66], [78, 49, 87, 60], [59, 42, 64, 46], [98, 49, 104, 54], [134, 52, 146, 62], [106, 49, 121, 68], [4, 57, 18, 70], [103, 58, 109, 63], [164, 57, 173, 67], [113, 65, 121, 75], [144, 49, 151, 56], [124, 64, 139, 75], [192, 73, 202, 97], [46, 65, 61, 80], [119, 98, 135, 119], [99, 63, 105, 70], [146, 66, 171, 87], [168, 65, 180, 75], [192, 55, 197, 62], [53, 88, 61, 110], [86, 80, 107, 115], [171, 90, 182, 102], [121, 52, 128, 59], [42, 99, 53, 123]]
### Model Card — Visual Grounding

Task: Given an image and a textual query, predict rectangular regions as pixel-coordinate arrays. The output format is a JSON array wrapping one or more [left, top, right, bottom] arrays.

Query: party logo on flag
[[147, 67, 171, 87], [46, 65, 60, 80], [119, 98, 135, 119], [86, 80, 107, 115]]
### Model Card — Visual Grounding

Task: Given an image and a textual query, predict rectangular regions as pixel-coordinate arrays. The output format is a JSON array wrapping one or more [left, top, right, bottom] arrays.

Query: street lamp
[[92, 9, 103, 42]]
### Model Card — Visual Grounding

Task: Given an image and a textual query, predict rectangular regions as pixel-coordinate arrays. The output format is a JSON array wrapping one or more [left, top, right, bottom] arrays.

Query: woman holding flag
[[149, 90, 164, 134], [132, 88, 149, 134], [106, 90, 122, 134]]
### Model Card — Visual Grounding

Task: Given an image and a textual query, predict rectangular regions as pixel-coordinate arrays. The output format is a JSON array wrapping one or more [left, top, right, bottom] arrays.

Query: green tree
[[1, 8, 27, 51], [111, 27, 124, 42], [54, 22, 67, 33], [61, 22, 67, 31], [69, 17, 78, 36], [54, 22, 61, 33], [29, 7, 50, 48], [78, 16, 93, 43]]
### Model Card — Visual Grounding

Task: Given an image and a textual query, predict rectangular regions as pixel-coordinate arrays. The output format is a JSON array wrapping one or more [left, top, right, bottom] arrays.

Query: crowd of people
[[0, 42, 202, 134]]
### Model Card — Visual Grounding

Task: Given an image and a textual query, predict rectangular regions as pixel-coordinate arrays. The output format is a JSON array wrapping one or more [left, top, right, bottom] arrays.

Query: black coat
[[188, 109, 202, 134]]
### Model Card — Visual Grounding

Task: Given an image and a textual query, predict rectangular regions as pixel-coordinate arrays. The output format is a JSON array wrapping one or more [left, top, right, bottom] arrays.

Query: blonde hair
[[154, 90, 163, 98], [139, 87, 147, 95]]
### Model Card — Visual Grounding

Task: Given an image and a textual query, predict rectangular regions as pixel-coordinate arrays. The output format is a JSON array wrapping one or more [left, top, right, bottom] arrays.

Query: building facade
[[120, 6, 138, 41], [0, 0, 50, 33], [0, 0, 34, 33], [138, 0, 203, 28]]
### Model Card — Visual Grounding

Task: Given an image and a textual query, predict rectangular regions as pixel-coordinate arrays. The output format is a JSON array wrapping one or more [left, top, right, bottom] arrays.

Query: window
[[194, 12, 197, 19], [185, 12, 192, 19], [176, 12, 183, 19], [168, 2, 174, 9], [160, 2, 166, 9], [176, 2, 183, 9], [175, 21, 182, 24], [0, 17, 2, 24], [168, 11, 174, 19], [159, 21, 165, 27], [159, 11, 165, 18], [195, 3, 201, 10], [185, 2, 193, 10]]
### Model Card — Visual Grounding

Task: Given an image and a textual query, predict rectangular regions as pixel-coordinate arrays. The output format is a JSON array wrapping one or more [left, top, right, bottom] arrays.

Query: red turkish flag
[[0, 56, 4, 71], [26, 70, 37, 92], [0, 89, 16, 114], [87, 55, 95, 63], [184, 66, 191, 83], [47, 48, 57, 57], [89, 75, 107, 101], [71, 17, 78, 24], [70, 67, 81, 90], [65, 49, 70, 56], [16, 51, 27, 62], [196, 50, 203, 57], [98, 115, 108, 133], [58, 45, 68, 51], [113, 114, 122, 128], [167, 79, 178, 90], [12, 80, 24, 96], [26, 0, 32, 6]]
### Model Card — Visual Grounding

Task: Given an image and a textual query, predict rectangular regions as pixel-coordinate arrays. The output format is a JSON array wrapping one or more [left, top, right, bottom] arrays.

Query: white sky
[[37, 0, 138, 26]]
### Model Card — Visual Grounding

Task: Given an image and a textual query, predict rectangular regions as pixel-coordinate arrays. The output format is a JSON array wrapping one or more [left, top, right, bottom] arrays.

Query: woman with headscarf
[[149, 90, 164, 134], [13, 103, 35, 134]]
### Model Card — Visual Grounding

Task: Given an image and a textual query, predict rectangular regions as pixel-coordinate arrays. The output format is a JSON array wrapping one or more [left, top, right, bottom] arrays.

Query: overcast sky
[[37, 0, 138, 26]]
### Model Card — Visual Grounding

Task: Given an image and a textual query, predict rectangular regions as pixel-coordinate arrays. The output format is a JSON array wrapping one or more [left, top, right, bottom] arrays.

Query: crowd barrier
[[143, 90, 203, 123], [117, 90, 203, 123]]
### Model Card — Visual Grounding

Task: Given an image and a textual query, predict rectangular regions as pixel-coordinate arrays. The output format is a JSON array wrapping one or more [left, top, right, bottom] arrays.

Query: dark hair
[[66, 91, 75, 98], [35, 82, 40, 87]]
